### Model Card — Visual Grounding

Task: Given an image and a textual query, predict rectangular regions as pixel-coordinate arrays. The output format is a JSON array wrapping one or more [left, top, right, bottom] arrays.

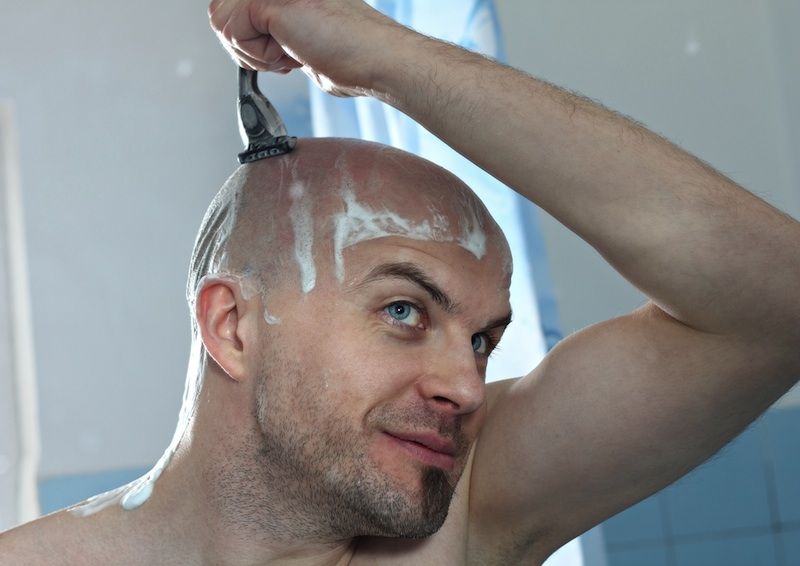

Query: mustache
[[367, 402, 471, 456]]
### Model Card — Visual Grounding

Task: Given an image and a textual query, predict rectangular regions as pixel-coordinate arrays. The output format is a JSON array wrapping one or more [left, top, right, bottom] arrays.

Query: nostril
[[432, 395, 459, 408]]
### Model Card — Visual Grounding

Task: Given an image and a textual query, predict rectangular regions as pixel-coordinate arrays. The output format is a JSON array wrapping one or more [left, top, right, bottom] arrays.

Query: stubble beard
[[252, 358, 465, 540]]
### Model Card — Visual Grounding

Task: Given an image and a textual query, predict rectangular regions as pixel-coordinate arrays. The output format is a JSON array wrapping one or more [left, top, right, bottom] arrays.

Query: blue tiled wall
[[607, 544, 670, 566], [664, 424, 772, 537], [603, 405, 800, 566], [780, 528, 800, 564], [38, 467, 149, 515], [672, 533, 778, 566], [766, 408, 800, 525]]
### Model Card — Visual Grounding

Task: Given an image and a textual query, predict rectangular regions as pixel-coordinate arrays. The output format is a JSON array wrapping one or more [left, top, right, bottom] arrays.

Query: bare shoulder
[[465, 377, 554, 564], [485, 378, 519, 408], [0, 511, 78, 565], [463, 303, 798, 563], [0, 506, 139, 566]]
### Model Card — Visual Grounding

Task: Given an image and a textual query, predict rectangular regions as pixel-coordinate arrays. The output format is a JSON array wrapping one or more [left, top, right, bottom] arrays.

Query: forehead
[[329, 185, 498, 280], [340, 235, 512, 316], [228, 138, 513, 295]]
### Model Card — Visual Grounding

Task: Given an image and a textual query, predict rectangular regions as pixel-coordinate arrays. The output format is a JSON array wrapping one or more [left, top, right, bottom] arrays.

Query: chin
[[376, 465, 457, 538]]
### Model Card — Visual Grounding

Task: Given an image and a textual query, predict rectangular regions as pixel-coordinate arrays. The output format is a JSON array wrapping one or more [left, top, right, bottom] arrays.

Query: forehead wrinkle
[[353, 261, 461, 315]]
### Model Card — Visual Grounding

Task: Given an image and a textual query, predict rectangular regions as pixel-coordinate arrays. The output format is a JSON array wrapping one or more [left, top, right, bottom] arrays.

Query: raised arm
[[210, 0, 799, 342], [210, 1, 800, 561]]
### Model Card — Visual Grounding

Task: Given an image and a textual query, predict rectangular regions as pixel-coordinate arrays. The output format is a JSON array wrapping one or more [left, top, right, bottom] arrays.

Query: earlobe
[[196, 281, 247, 381]]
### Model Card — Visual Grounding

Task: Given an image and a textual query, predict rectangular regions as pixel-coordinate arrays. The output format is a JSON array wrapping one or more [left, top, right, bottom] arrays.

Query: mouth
[[382, 431, 457, 471]]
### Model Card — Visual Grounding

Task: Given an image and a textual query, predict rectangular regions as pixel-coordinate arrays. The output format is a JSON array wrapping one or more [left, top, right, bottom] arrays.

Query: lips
[[383, 431, 457, 470]]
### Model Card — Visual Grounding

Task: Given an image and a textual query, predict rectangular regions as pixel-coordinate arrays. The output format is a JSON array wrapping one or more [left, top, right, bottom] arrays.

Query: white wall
[[0, 0, 247, 477], [0, 101, 40, 529], [0, 104, 21, 531]]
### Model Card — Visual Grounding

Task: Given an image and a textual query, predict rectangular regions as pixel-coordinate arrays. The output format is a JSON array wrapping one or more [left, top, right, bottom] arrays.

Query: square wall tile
[[606, 543, 669, 566], [664, 423, 772, 537], [603, 493, 665, 545], [38, 467, 148, 514], [672, 532, 777, 566], [778, 527, 800, 565], [764, 406, 800, 524]]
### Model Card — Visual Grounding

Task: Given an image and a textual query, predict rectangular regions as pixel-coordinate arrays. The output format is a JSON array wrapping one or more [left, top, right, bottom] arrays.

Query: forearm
[[374, 29, 800, 343], [209, 0, 800, 347]]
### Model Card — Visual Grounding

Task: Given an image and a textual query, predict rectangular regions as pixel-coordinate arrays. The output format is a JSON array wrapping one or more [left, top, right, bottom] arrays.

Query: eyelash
[[482, 336, 501, 358], [381, 300, 500, 358], [382, 300, 427, 330], [477, 334, 500, 358]]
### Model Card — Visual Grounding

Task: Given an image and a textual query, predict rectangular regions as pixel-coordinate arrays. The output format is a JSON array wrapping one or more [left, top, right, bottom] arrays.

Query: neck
[[119, 407, 357, 565]]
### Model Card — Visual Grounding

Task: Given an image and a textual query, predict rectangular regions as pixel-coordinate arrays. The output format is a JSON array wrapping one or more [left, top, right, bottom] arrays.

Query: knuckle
[[208, 1, 225, 28]]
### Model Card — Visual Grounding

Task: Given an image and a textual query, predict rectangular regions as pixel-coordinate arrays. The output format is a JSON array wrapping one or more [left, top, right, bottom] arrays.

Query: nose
[[416, 339, 485, 416]]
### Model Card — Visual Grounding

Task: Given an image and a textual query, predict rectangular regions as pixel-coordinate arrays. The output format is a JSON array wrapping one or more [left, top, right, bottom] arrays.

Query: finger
[[274, 54, 303, 70], [275, 56, 303, 74], [229, 42, 298, 73], [207, 0, 229, 19], [212, 32, 258, 70], [235, 34, 288, 67], [229, 44, 270, 71], [217, 2, 265, 47], [208, 0, 239, 34]]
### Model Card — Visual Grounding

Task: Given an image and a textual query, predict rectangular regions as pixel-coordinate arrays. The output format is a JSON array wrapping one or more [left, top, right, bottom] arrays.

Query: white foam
[[237, 274, 260, 301], [69, 337, 206, 517], [332, 188, 487, 281], [458, 221, 487, 259], [289, 181, 317, 294]]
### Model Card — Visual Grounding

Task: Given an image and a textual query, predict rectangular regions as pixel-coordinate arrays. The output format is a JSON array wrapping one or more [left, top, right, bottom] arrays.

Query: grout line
[[781, 520, 800, 531], [658, 491, 677, 566], [608, 521, 800, 551], [0, 100, 42, 523], [760, 416, 785, 565]]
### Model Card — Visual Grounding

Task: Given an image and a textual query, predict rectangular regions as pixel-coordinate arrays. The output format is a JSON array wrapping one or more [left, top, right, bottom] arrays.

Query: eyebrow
[[483, 311, 514, 334], [357, 261, 514, 332], [359, 262, 460, 313]]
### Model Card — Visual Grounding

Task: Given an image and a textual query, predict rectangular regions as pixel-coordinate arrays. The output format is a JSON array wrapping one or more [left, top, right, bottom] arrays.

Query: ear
[[195, 280, 248, 382]]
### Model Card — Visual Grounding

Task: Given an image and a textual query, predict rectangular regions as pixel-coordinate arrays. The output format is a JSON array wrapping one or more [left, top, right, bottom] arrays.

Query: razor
[[236, 67, 297, 164]]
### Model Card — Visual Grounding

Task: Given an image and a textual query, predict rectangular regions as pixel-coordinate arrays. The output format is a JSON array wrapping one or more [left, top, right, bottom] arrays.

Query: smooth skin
[[207, 0, 800, 562]]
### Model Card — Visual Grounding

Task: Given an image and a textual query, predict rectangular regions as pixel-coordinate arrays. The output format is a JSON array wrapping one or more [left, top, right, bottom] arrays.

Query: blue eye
[[472, 333, 489, 354], [385, 302, 421, 326]]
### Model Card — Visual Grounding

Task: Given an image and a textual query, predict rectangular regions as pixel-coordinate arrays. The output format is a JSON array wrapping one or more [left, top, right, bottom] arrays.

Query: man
[[2, 1, 799, 564]]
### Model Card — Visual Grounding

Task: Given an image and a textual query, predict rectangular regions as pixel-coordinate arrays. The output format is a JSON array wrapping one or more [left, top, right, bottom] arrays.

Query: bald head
[[160, 138, 517, 535], [187, 137, 510, 315], [79, 139, 513, 518]]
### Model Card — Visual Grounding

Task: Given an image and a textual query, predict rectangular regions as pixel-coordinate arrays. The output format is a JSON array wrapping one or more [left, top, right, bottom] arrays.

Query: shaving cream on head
[[332, 187, 488, 282], [289, 181, 317, 293], [457, 217, 487, 259]]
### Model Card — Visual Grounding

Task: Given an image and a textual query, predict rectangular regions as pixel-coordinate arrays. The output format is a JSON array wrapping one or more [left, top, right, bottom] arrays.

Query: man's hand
[[208, 0, 403, 97]]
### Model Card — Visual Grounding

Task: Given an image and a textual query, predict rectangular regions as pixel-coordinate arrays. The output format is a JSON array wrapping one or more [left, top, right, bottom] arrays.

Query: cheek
[[317, 336, 423, 419], [323, 346, 396, 402], [274, 297, 423, 411]]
